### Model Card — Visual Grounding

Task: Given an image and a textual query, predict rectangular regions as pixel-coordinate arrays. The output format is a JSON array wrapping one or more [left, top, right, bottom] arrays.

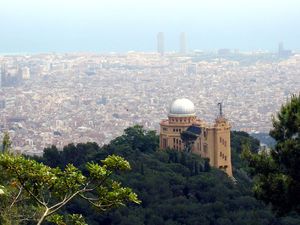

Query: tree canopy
[[0, 152, 140, 225], [34, 126, 300, 224], [243, 94, 300, 215], [2, 124, 300, 224]]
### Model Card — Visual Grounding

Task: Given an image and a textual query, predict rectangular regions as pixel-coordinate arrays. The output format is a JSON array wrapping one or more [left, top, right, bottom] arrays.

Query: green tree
[[42, 145, 61, 168], [2, 132, 12, 153], [0, 153, 140, 224], [243, 94, 300, 215], [112, 125, 159, 153], [33, 126, 300, 225]]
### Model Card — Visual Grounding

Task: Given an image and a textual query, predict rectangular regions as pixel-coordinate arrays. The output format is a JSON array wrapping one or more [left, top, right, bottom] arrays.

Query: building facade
[[157, 32, 164, 56], [179, 32, 187, 54], [159, 98, 232, 176]]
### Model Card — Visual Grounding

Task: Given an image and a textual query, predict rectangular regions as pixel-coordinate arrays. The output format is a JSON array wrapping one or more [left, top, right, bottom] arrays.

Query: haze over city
[[2, 1, 300, 224], [1, 0, 300, 53], [0, 0, 300, 149], [1, 0, 300, 154]]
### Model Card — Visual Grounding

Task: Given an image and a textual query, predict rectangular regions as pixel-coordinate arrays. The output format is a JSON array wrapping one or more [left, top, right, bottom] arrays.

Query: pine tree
[[243, 94, 300, 215]]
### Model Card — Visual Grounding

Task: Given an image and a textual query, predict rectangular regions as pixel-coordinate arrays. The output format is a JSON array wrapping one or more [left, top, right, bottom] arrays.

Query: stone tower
[[213, 116, 232, 176]]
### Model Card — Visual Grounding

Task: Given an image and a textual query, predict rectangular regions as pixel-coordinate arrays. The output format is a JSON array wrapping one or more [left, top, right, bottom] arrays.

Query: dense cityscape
[[2, 0, 300, 223], [0, 50, 299, 155]]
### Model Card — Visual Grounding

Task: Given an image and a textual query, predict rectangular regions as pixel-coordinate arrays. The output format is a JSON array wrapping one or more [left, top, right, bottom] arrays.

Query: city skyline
[[1, 0, 300, 53], [0, 31, 297, 54]]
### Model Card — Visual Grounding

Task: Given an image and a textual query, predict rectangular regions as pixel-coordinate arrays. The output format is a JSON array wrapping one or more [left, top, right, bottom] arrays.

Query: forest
[[26, 126, 299, 225]]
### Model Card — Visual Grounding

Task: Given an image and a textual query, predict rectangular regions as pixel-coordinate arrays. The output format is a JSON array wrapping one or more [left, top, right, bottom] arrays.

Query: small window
[[173, 129, 175, 132], [163, 139, 167, 148], [204, 144, 208, 152], [225, 156, 227, 160], [203, 130, 207, 139]]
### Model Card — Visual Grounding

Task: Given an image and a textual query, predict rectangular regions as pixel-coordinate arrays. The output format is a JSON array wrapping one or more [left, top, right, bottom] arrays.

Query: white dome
[[169, 98, 196, 117]]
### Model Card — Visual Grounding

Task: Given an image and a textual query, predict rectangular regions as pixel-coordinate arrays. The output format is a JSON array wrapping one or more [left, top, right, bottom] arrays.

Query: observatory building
[[159, 98, 232, 176]]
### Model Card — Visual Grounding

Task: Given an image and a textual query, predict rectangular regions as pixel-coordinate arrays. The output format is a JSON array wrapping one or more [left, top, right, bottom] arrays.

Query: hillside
[[38, 126, 300, 225]]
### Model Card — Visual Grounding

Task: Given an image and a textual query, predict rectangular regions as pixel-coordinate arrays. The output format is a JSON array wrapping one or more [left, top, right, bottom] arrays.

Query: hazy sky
[[0, 0, 299, 53]]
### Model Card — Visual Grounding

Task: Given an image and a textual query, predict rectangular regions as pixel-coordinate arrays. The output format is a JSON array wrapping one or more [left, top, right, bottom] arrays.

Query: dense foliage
[[35, 125, 300, 225], [0, 153, 139, 225], [243, 94, 300, 216], [231, 130, 260, 170]]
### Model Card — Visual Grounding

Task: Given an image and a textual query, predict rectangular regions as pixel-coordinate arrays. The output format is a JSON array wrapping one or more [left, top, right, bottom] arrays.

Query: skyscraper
[[278, 42, 284, 54], [0, 64, 6, 88], [179, 32, 187, 54], [21, 67, 31, 80], [157, 32, 164, 56], [278, 41, 292, 57]]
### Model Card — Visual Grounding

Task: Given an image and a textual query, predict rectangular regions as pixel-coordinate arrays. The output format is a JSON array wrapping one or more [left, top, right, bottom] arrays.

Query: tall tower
[[212, 103, 232, 176], [21, 67, 31, 80], [180, 32, 187, 54], [278, 42, 284, 55], [0, 64, 6, 87], [157, 32, 164, 56]]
